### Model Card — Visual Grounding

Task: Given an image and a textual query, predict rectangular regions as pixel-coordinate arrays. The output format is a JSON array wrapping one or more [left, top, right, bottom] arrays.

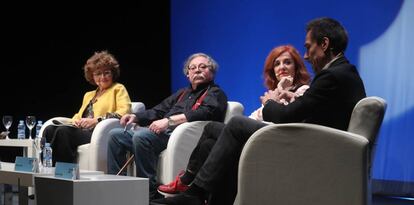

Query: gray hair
[[182, 53, 219, 75]]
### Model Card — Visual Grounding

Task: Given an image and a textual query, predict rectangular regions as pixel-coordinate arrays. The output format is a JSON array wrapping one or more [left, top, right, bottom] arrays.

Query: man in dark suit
[[151, 17, 366, 205]]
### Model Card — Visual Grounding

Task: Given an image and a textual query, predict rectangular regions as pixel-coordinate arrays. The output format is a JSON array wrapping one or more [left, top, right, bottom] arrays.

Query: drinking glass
[[2, 115, 13, 139], [26, 116, 36, 140]]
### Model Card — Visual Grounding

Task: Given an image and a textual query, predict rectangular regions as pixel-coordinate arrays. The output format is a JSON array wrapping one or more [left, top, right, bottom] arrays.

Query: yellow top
[[72, 83, 131, 120]]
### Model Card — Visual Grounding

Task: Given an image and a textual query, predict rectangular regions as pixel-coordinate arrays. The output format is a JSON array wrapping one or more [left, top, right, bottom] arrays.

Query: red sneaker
[[158, 171, 189, 195]]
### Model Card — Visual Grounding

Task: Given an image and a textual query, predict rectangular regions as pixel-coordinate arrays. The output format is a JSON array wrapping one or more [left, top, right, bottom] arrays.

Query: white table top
[[0, 162, 104, 186], [0, 162, 47, 187], [0, 138, 34, 146]]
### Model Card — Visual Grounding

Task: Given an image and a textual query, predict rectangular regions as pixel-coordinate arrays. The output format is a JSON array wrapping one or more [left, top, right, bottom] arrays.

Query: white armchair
[[234, 96, 386, 205], [157, 101, 245, 184], [125, 101, 244, 183], [38, 102, 145, 172]]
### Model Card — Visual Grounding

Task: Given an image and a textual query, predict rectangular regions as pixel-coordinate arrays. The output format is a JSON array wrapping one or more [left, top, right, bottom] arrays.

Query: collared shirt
[[135, 81, 228, 129], [322, 52, 344, 70]]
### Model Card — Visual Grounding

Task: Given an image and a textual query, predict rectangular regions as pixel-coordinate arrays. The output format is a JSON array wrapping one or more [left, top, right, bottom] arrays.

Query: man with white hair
[[107, 53, 228, 201]]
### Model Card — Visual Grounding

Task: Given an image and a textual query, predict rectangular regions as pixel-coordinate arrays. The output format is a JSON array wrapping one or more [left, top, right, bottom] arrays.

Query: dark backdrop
[[0, 2, 170, 161]]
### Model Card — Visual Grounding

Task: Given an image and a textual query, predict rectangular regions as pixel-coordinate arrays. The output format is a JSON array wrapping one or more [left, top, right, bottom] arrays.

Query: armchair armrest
[[157, 121, 210, 184], [86, 118, 123, 172], [156, 101, 243, 183], [79, 102, 144, 172]]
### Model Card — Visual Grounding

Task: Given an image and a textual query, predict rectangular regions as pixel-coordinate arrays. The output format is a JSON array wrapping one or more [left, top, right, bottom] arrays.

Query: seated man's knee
[[204, 121, 225, 134], [225, 116, 256, 134], [131, 129, 152, 146], [108, 128, 125, 144], [108, 128, 124, 137], [199, 139, 215, 153], [227, 115, 246, 125], [205, 121, 223, 129]]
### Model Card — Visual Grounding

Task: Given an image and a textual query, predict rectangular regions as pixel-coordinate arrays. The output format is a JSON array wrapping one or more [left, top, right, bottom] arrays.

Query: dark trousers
[[43, 125, 92, 165], [193, 116, 267, 205], [186, 121, 225, 173]]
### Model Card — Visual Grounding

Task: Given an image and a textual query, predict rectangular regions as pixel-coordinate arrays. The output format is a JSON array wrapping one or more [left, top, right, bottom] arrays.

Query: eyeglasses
[[188, 63, 211, 72], [93, 70, 112, 77]]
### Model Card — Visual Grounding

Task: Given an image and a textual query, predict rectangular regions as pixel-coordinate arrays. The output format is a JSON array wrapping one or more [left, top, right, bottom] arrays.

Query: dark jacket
[[135, 81, 228, 128], [263, 56, 366, 131]]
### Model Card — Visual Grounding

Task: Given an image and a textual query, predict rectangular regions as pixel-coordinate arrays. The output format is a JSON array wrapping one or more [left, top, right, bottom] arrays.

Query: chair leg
[[117, 154, 135, 175]]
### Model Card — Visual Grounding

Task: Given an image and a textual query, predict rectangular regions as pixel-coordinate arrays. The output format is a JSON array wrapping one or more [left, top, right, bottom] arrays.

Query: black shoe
[[150, 191, 165, 201], [150, 193, 204, 205]]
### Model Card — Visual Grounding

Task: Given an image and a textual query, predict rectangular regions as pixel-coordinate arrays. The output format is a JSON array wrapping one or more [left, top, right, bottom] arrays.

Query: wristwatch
[[167, 117, 175, 127]]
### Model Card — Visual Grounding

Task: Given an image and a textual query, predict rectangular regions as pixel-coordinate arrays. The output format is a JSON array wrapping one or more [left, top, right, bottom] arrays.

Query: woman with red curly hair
[[250, 45, 311, 120]]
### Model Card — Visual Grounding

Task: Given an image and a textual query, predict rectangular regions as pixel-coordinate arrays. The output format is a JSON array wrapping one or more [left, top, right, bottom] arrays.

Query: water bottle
[[43, 143, 53, 168], [17, 120, 26, 139], [35, 120, 43, 138]]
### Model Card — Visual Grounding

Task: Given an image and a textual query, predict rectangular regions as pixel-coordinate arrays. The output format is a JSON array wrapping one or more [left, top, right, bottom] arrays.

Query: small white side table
[[35, 174, 148, 205], [0, 162, 50, 205], [0, 139, 36, 159], [0, 162, 104, 205]]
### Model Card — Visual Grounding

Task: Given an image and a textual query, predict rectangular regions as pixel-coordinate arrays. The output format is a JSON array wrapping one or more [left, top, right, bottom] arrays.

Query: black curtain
[[0, 2, 170, 161]]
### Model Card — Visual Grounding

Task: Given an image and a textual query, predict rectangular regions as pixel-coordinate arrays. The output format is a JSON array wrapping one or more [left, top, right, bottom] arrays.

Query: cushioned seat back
[[347, 96, 387, 144], [224, 101, 244, 123], [131, 102, 145, 114]]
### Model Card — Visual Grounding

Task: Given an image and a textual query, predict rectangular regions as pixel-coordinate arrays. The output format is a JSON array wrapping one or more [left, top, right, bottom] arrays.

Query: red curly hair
[[263, 45, 310, 90]]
